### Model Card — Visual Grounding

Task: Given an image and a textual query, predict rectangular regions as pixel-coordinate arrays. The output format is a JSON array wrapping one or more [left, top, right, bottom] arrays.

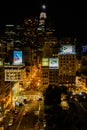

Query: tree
[[44, 85, 61, 106]]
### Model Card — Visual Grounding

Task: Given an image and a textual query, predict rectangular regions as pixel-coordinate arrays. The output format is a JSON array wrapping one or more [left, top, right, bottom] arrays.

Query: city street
[[2, 64, 87, 130], [2, 65, 44, 130], [8, 100, 44, 130]]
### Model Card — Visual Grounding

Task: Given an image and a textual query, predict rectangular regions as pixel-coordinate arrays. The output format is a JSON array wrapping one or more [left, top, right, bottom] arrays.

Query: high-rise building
[[22, 17, 39, 66], [0, 37, 6, 110], [58, 43, 76, 87], [4, 24, 15, 51], [37, 4, 47, 37], [41, 35, 59, 88], [14, 25, 24, 49]]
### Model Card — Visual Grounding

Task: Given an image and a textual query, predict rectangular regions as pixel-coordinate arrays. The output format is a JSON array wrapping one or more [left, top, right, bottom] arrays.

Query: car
[[8, 119, 13, 126], [10, 116, 14, 122], [19, 103, 23, 106], [38, 97, 42, 101], [22, 111, 26, 116], [14, 109, 19, 114], [43, 119, 46, 127]]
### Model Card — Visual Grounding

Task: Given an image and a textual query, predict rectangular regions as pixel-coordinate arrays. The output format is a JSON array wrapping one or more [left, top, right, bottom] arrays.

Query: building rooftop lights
[[42, 4, 46, 10]]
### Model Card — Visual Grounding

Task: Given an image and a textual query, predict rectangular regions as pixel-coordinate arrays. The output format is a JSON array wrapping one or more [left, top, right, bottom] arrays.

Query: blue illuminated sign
[[13, 51, 22, 65]]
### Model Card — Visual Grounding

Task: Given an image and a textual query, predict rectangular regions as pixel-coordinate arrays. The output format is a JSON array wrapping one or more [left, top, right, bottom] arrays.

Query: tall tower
[[37, 4, 47, 36]]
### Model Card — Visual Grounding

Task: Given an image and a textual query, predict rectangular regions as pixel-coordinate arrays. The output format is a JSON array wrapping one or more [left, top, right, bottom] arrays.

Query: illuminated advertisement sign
[[0, 60, 3, 66], [42, 58, 49, 66], [49, 58, 59, 69], [13, 51, 22, 65], [59, 45, 75, 54], [82, 45, 87, 53]]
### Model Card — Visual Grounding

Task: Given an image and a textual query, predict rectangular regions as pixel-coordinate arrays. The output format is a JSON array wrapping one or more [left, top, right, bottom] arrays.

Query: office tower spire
[[37, 4, 47, 36]]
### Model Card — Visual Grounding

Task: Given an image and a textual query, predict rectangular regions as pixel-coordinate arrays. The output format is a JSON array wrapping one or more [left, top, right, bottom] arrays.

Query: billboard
[[13, 51, 22, 65], [82, 45, 87, 53], [0, 60, 3, 66], [59, 45, 75, 54], [42, 58, 49, 66], [49, 58, 59, 69]]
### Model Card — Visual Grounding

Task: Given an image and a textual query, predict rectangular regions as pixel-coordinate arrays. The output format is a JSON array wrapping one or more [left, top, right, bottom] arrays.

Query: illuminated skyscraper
[[23, 16, 38, 65], [5, 24, 15, 51], [0, 38, 6, 111], [14, 25, 24, 49], [37, 4, 47, 36]]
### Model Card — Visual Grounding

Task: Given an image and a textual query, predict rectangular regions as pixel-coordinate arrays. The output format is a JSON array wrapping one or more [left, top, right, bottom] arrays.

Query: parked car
[[8, 119, 13, 126]]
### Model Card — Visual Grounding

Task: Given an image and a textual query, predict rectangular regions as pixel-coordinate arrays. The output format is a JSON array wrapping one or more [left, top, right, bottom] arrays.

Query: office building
[[58, 44, 76, 87]]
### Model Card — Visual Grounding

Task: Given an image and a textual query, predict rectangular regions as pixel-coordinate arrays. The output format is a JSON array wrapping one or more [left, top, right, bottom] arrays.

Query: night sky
[[0, 1, 87, 43]]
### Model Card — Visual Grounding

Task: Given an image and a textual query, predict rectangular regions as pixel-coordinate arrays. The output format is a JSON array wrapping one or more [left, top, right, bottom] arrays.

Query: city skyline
[[0, 1, 87, 42]]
